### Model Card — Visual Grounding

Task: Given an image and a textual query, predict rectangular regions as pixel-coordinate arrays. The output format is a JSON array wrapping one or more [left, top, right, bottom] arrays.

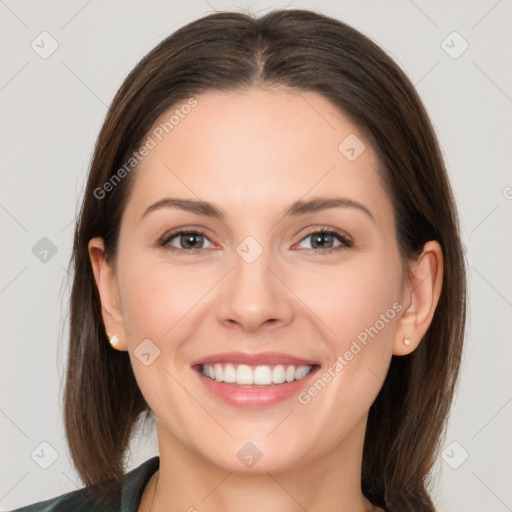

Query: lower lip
[[194, 366, 320, 409]]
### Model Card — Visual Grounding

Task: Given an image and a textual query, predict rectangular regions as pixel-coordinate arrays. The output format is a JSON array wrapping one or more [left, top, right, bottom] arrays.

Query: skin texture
[[89, 86, 443, 512]]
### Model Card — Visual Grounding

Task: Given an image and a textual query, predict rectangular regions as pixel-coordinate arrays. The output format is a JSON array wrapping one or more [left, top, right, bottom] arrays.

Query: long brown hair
[[64, 9, 467, 511]]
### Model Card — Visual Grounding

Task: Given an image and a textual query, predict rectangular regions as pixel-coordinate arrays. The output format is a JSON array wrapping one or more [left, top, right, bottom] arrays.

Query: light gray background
[[1, 1, 511, 511]]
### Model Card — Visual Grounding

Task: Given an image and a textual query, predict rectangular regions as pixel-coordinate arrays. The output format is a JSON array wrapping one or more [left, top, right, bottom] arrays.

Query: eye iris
[[181, 233, 203, 249], [312, 233, 334, 249]]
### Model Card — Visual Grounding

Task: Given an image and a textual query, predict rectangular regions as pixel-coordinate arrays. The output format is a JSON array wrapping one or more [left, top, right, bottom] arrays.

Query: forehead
[[124, 86, 391, 223]]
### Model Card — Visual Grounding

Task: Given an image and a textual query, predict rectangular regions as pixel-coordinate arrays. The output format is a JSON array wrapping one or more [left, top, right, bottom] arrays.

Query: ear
[[88, 237, 127, 351], [393, 240, 443, 356]]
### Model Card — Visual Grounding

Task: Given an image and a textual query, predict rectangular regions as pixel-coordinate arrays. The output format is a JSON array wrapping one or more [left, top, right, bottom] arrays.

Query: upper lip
[[191, 351, 320, 367]]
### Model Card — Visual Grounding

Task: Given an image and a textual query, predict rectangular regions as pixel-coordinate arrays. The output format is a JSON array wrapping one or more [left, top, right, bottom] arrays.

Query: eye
[[159, 230, 215, 252], [295, 228, 352, 253], [157, 227, 352, 254]]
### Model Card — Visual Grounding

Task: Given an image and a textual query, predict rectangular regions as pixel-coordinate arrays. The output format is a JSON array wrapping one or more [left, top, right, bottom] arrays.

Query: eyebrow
[[141, 196, 375, 223]]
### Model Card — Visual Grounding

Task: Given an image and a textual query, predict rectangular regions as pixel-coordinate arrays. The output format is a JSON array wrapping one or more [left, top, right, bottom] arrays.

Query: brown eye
[[160, 230, 214, 252]]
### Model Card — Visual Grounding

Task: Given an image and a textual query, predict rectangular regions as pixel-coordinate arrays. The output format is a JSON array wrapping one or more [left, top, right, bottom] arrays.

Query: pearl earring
[[107, 332, 119, 348], [404, 336, 412, 346]]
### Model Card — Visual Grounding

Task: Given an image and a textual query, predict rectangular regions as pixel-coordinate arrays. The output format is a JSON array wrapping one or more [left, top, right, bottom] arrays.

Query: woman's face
[[94, 86, 412, 473]]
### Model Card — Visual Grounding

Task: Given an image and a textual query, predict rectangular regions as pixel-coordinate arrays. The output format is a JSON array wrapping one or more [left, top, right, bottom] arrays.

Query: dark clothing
[[6, 456, 160, 512]]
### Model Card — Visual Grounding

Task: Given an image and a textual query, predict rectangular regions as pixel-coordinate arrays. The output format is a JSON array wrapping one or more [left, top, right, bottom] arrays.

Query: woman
[[9, 8, 466, 512]]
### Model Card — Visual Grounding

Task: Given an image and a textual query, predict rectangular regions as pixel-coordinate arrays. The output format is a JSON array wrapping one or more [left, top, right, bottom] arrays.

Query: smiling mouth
[[196, 363, 319, 387]]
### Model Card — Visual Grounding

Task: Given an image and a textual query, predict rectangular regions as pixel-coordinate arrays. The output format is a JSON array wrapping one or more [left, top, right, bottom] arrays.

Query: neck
[[148, 418, 379, 512]]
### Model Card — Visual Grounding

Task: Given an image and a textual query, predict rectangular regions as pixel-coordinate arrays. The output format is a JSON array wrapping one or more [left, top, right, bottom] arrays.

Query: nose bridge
[[216, 235, 294, 332]]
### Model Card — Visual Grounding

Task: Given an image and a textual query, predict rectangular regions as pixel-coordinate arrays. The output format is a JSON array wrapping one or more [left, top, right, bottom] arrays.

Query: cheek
[[116, 256, 208, 436], [302, 253, 402, 342], [118, 256, 211, 340], [267, 255, 404, 458], [297, 253, 402, 395]]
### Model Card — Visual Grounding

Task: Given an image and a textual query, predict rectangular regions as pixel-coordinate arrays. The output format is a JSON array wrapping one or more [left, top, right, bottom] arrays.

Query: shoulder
[[5, 456, 160, 512], [4, 488, 97, 512]]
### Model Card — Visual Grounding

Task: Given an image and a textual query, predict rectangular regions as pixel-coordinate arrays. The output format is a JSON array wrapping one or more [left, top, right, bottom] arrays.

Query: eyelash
[[157, 226, 353, 255]]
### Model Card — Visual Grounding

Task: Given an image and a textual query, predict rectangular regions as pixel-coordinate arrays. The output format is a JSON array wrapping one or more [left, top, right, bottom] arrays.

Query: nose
[[216, 245, 295, 334]]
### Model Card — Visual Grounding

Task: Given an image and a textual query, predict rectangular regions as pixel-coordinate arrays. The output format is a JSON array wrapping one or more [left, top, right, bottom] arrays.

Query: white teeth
[[295, 365, 311, 380], [236, 364, 253, 385], [214, 363, 223, 381], [272, 365, 286, 384], [201, 363, 314, 385], [253, 365, 272, 385], [223, 363, 236, 383]]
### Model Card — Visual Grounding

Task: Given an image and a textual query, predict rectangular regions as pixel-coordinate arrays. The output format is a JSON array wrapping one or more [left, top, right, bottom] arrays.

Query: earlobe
[[393, 240, 444, 356], [88, 237, 128, 351]]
